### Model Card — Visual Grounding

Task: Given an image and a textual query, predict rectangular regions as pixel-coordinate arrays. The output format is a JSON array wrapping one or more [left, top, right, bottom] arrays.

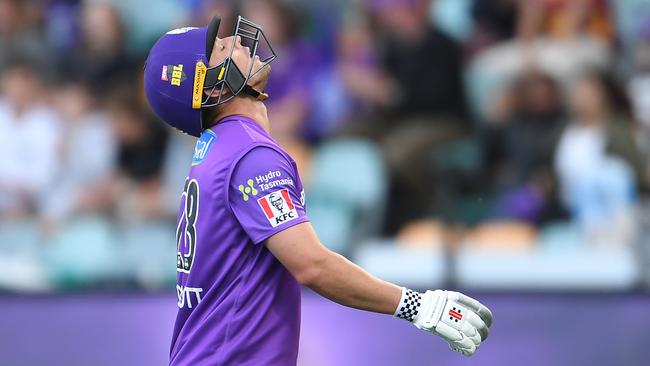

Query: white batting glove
[[394, 288, 493, 356]]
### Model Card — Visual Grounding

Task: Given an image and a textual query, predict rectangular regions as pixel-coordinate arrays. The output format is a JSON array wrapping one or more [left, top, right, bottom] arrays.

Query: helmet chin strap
[[243, 85, 269, 101]]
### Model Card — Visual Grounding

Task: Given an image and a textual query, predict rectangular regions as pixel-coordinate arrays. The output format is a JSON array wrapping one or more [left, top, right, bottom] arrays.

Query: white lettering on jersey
[[255, 170, 282, 184], [177, 285, 203, 309]]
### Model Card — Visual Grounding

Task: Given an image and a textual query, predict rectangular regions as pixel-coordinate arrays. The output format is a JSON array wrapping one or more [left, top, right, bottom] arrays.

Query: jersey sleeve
[[228, 146, 309, 244]]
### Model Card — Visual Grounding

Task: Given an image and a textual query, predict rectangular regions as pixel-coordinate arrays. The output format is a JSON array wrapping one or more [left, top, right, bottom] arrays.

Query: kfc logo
[[257, 189, 299, 227]]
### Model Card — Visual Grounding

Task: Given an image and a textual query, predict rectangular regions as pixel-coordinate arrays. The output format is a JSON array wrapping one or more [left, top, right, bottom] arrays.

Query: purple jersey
[[170, 116, 309, 366]]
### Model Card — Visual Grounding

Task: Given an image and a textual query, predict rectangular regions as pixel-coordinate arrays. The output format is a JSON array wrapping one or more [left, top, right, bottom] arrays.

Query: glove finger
[[463, 343, 477, 357], [476, 305, 494, 328], [449, 291, 494, 327], [448, 343, 465, 356], [462, 344, 476, 357], [465, 310, 489, 341], [434, 321, 463, 342], [449, 338, 476, 357], [453, 333, 475, 350], [449, 343, 463, 355], [461, 321, 481, 347]]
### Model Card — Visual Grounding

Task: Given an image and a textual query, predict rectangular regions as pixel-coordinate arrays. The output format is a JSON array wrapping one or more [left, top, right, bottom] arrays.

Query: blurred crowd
[[1, 0, 650, 291]]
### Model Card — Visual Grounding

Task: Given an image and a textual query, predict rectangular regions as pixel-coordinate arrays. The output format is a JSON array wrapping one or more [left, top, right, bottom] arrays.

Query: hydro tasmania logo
[[257, 189, 298, 227], [238, 179, 259, 201]]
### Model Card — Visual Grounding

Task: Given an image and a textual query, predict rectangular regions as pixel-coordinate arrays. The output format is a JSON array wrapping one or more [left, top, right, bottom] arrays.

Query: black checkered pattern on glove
[[396, 289, 422, 322]]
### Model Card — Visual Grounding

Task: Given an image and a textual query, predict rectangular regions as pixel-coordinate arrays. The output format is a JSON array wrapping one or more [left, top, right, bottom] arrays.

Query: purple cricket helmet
[[144, 16, 276, 137]]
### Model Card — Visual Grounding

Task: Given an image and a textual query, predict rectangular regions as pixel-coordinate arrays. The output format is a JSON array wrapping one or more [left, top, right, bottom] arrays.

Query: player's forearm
[[303, 251, 402, 315]]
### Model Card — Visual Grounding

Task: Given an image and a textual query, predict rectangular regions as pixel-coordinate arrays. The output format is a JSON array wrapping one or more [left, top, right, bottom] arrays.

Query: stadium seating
[[354, 239, 447, 289], [307, 139, 387, 255], [456, 221, 641, 290]]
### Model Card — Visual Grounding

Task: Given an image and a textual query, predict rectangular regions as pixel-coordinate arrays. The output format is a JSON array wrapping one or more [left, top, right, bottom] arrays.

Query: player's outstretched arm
[[267, 221, 403, 314], [266, 222, 493, 356]]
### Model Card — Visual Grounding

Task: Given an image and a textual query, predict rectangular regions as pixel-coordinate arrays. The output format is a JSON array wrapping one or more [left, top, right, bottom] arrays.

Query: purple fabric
[[229, 146, 309, 244], [171, 116, 308, 365]]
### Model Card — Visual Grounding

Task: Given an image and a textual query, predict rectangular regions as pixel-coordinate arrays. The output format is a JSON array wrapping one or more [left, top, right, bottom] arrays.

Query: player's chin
[[255, 60, 271, 74], [252, 64, 271, 86]]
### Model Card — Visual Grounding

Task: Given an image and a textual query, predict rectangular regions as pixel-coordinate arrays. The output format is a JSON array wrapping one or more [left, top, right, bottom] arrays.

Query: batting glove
[[394, 288, 493, 356]]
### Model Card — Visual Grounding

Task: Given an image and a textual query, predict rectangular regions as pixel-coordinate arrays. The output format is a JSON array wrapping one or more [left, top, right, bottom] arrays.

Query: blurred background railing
[[1, 0, 650, 294]]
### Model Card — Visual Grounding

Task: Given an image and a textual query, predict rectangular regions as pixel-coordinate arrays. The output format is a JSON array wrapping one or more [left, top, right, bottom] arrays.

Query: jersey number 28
[[177, 178, 199, 273]]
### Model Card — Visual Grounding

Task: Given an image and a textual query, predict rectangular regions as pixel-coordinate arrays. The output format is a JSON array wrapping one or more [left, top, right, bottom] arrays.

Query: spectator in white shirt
[[0, 58, 62, 219], [42, 80, 116, 226], [555, 72, 643, 245]]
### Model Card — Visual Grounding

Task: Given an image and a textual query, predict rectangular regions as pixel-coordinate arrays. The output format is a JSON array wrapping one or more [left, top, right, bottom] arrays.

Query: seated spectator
[[0, 58, 61, 220], [555, 72, 643, 244], [310, 19, 393, 140], [241, 0, 318, 143], [483, 71, 567, 223], [369, 0, 466, 120], [467, 0, 518, 56], [58, 2, 133, 94], [107, 95, 169, 223], [466, 0, 613, 120], [0, 0, 49, 73], [628, 16, 650, 162], [42, 80, 116, 227], [538, 0, 613, 44]]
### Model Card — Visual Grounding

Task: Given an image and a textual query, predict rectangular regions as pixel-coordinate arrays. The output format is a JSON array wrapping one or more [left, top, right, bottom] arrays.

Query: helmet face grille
[[201, 16, 277, 109]]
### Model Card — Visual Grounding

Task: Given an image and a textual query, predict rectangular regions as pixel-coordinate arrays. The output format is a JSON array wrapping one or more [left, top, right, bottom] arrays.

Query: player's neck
[[212, 97, 270, 133]]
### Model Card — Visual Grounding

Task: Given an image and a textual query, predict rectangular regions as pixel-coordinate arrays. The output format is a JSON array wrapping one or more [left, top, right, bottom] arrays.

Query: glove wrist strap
[[393, 287, 423, 323]]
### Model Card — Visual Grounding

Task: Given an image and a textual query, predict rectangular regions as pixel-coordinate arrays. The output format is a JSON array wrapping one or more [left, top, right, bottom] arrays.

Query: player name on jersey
[[177, 285, 203, 309]]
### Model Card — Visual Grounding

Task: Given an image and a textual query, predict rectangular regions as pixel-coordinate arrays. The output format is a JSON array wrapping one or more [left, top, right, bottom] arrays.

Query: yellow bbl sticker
[[162, 64, 187, 86], [170, 64, 185, 86]]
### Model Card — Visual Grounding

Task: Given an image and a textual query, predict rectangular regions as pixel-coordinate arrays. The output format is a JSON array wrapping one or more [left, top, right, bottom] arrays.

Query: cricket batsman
[[144, 15, 493, 366]]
